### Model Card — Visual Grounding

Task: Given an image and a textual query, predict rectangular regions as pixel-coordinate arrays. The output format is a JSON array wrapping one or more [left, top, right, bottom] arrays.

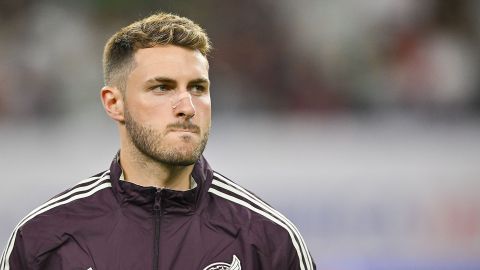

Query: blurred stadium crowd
[[1, 1, 480, 269], [0, 0, 479, 120]]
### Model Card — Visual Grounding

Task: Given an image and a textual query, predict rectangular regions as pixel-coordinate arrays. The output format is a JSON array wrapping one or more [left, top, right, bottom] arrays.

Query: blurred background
[[1, 0, 479, 269]]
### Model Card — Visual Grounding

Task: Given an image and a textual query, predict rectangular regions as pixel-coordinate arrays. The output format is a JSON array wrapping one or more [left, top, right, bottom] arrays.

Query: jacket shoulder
[[19, 169, 112, 234], [0, 170, 112, 269], [207, 171, 315, 270]]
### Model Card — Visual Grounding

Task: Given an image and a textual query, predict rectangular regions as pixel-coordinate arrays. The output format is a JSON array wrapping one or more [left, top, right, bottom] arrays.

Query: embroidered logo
[[202, 255, 241, 270]]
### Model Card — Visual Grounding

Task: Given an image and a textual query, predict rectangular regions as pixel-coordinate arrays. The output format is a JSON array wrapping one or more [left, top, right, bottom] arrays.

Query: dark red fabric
[[3, 155, 315, 270]]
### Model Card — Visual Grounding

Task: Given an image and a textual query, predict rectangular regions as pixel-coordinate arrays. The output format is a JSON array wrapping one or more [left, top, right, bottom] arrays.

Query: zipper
[[153, 189, 163, 270]]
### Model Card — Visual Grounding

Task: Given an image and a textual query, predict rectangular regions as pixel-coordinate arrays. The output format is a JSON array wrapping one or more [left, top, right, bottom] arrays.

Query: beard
[[124, 108, 209, 166]]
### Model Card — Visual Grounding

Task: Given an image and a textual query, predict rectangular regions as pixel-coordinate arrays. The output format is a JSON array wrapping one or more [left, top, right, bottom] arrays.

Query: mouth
[[166, 123, 201, 134], [169, 128, 199, 134]]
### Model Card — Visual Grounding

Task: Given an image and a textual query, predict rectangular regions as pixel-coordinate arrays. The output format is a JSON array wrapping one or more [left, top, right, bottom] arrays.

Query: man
[[1, 12, 315, 270]]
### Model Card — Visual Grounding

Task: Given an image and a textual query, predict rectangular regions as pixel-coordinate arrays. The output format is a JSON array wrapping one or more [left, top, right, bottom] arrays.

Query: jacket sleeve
[[270, 228, 316, 270], [251, 218, 316, 270], [1, 229, 30, 270]]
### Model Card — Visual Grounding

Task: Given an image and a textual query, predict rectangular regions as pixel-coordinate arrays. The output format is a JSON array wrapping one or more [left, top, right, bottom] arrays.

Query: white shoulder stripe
[[208, 188, 309, 270], [211, 174, 314, 269], [1, 180, 112, 269], [12, 171, 110, 231], [1, 171, 111, 270], [1, 176, 111, 269], [76, 173, 108, 185]]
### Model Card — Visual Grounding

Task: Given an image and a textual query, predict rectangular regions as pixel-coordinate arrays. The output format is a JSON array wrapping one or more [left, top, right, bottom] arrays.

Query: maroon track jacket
[[1, 155, 316, 270]]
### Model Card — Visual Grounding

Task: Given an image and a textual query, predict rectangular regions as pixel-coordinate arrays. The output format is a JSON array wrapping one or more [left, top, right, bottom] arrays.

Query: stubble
[[124, 108, 209, 166]]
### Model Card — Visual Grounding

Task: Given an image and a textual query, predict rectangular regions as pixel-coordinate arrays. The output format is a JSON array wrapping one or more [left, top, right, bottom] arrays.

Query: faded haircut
[[102, 12, 211, 90]]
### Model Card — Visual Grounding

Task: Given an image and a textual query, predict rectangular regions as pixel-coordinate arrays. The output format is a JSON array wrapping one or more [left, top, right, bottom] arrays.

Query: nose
[[171, 92, 196, 119]]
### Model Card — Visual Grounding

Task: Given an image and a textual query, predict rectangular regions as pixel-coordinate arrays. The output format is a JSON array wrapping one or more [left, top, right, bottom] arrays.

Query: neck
[[119, 144, 194, 191]]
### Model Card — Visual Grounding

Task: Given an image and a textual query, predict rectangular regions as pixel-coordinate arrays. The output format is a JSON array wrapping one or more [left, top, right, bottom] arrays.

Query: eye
[[190, 84, 207, 95], [151, 84, 172, 93]]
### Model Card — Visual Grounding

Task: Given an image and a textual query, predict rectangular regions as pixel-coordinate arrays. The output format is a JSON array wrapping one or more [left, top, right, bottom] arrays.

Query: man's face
[[123, 45, 211, 166]]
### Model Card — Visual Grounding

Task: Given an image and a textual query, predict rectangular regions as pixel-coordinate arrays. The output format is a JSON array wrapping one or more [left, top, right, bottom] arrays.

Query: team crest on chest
[[202, 255, 241, 270]]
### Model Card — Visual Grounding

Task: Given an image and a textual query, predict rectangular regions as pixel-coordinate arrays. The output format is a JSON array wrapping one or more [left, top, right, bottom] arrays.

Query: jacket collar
[[109, 152, 213, 214]]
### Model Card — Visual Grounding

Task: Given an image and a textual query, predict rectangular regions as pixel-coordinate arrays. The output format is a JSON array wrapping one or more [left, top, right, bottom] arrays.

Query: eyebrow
[[145, 77, 210, 85], [145, 77, 176, 85], [188, 78, 210, 85]]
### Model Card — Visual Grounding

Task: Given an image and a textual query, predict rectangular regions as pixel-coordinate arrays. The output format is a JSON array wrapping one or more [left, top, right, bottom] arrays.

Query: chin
[[163, 151, 201, 166]]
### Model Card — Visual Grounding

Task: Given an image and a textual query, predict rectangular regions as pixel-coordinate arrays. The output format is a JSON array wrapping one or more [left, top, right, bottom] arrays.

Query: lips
[[166, 122, 200, 134], [169, 128, 198, 133]]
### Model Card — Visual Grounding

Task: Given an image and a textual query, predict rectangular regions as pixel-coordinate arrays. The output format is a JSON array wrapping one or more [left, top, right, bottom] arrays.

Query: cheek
[[194, 97, 211, 118], [128, 100, 171, 126]]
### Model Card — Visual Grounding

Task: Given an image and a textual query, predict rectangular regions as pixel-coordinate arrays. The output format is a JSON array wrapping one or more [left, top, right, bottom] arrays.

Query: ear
[[100, 85, 125, 123]]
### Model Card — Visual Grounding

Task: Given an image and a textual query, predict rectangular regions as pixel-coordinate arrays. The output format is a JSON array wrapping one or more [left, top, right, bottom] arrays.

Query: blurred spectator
[[0, 0, 479, 120], [378, 0, 479, 113]]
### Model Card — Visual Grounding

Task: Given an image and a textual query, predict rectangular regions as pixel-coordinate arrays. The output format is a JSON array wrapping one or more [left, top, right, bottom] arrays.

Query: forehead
[[130, 45, 209, 81]]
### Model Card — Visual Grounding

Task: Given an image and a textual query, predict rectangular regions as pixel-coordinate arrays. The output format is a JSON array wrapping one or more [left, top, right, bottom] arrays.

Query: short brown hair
[[102, 12, 211, 89]]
